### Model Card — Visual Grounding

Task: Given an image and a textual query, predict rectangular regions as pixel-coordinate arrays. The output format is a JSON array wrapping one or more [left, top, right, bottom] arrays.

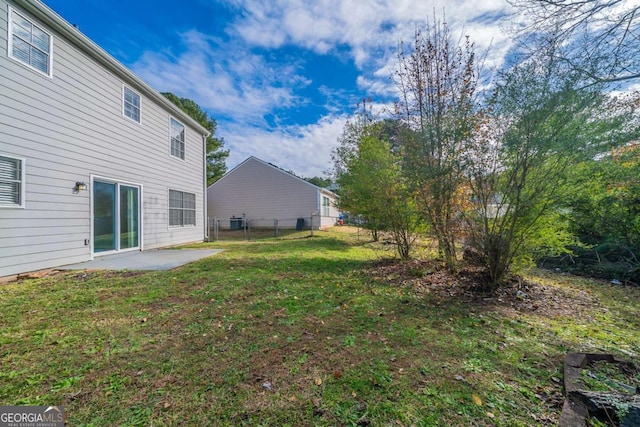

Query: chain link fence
[[208, 215, 340, 241]]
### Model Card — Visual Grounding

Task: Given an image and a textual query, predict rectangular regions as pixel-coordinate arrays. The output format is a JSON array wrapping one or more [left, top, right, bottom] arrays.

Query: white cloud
[[134, 1, 517, 114], [223, 0, 515, 105], [226, 0, 513, 59], [222, 114, 349, 177], [130, 1, 517, 178], [131, 30, 309, 126]]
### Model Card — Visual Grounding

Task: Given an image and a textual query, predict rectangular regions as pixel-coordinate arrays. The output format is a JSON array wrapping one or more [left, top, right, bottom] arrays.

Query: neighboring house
[[207, 156, 339, 230], [0, 0, 210, 277]]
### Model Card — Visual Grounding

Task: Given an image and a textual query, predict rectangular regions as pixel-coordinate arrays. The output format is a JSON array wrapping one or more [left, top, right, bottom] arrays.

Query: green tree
[[464, 53, 638, 287], [162, 93, 229, 185], [333, 122, 421, 258], [302, 176, 333, 188], [555, 143, 640, 282], [564, 143, 640, 249], [331, 100, 380, 238]]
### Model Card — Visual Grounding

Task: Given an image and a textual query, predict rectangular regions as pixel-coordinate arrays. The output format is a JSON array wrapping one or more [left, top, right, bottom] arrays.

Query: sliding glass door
[[120, 185, 139, 250], [93, 180, 140, 254], [94, 181, 116, 252]]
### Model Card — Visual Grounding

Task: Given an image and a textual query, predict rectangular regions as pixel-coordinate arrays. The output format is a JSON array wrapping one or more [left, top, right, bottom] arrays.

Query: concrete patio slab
[[58, 249, 223, 271]]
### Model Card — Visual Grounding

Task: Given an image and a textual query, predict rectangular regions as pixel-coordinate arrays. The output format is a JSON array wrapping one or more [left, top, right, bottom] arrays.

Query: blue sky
[[41, 0, 515, 177]]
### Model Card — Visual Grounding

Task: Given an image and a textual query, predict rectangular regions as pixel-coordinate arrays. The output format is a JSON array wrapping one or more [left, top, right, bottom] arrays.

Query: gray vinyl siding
[[0, 0, 206, 277], [207, 157, 339, 229]]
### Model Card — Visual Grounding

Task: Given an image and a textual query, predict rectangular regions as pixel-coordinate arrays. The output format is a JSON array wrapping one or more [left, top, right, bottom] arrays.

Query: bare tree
[[510, 0, 640, 85], [395, 14, 479, 270]]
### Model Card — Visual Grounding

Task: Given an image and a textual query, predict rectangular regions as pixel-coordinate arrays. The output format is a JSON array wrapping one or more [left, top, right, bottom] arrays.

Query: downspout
[[317, 188, 321, 230], [203, 134, 208, 242]]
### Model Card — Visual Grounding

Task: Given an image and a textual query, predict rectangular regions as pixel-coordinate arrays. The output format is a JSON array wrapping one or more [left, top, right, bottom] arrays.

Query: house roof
[[13, 0, 210, 138], [209, 156, 338, 198]]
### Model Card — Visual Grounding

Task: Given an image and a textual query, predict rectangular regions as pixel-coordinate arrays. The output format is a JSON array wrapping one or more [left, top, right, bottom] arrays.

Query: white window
[[169, 189, 196, 226], [123, 86, 141, 123], [170, 118, 185, 160], [322, 196, 330, 216], [8, 8, 52, 77], [0, 155, 25, 208]]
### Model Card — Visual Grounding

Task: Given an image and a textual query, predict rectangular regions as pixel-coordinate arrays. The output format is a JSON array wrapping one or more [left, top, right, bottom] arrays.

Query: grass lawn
[[1, 227, 638, 426]]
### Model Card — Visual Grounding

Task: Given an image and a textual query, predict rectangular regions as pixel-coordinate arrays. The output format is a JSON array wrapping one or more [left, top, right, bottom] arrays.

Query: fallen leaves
[[472, 394, 482, 406], [364, 258, 600, 319]]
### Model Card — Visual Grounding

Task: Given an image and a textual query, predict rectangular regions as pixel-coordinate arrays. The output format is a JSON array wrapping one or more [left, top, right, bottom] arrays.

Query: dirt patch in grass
[[367, 259, 601, 319]]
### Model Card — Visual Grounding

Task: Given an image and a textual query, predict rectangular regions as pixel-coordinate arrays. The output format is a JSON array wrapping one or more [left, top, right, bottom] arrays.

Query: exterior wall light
[[75, 182, 88, 191]]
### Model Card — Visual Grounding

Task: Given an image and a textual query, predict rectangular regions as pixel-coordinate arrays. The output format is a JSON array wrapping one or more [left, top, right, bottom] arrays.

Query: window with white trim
[[0, 155, 25, 208], [123, 86, 141, 123], [170, 118, 185, 160], [8, 9, 52, 76], [322, 196, 330, 216], [169, 189, 196, 226]]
